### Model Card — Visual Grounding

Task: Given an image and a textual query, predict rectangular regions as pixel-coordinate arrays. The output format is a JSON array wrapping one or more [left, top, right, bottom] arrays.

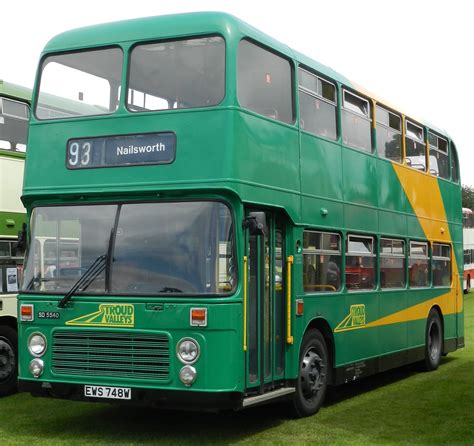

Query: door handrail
[[243, 255, 248, 351], [286, 255, 294, 344]]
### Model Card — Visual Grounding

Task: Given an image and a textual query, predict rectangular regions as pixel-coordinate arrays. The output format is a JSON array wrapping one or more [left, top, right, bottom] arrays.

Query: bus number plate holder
[[84, 385, 131, 400]]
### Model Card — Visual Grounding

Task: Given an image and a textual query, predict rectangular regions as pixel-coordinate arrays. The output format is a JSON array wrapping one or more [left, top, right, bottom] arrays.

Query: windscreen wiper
[[57, 254, 107, 308]]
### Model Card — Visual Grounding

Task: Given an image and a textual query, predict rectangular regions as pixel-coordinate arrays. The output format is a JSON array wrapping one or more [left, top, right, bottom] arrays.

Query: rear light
[[190, 308, 207, 327], [20, 304, 34, 322]]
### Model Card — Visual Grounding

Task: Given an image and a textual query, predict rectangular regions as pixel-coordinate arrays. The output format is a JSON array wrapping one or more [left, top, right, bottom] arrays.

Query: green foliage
[[462, 184, 474, 210], [1, 297, 473, 445]]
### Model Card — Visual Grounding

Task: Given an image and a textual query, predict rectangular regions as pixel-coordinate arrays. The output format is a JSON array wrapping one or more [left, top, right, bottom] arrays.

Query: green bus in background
[[0, 80, 29, 395], [18, 13, 463, 417]]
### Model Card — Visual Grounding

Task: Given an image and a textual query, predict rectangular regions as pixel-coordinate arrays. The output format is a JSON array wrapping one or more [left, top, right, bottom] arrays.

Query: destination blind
[[66, 132, 176, 169]]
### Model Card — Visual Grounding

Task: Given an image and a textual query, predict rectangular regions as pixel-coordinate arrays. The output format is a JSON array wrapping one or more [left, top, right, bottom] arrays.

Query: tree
[[462, 184, 474, 210]]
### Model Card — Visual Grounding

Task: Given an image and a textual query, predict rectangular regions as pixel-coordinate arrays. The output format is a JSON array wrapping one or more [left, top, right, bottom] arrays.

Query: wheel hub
[[300, 349, 325, 400], [428, 322, 440, 361], [0, 339, 15, 381]]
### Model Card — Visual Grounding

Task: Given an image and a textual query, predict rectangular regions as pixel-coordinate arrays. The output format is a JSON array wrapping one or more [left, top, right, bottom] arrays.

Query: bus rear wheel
[[0, 326, 18, 396], [423, 310, 443, 371], [290, 329, 329, 418]]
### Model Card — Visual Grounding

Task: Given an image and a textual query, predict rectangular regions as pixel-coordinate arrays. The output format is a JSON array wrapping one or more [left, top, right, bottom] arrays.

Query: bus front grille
[[52, 330, 170, 380]]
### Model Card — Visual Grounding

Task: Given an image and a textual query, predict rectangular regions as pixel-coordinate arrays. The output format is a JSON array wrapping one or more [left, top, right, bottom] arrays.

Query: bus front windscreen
[[22, 201, 236, 296]]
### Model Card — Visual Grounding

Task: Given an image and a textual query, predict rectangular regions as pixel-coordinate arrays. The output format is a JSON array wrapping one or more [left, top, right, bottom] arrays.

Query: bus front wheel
[[423, 309, 443, 371], [290, 329, 329, 418], [0, 325, 18, 396]]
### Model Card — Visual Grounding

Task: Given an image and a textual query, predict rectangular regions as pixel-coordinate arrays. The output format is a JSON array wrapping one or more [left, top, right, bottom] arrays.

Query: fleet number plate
[[84, 385, 131, 400]]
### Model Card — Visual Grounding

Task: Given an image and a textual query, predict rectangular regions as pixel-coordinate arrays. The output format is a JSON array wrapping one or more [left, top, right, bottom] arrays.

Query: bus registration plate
[[84, 385, 131, 400]]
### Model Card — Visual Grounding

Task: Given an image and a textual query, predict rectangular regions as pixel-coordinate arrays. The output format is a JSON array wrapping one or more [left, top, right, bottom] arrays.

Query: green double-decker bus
[[18, 13, 463, 416]]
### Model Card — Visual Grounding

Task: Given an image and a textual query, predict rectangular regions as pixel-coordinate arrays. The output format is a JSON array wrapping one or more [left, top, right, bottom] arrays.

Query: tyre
[[290, 329, 330, 418], [423, 309, 443, 371], [0, 325, 18, 396]]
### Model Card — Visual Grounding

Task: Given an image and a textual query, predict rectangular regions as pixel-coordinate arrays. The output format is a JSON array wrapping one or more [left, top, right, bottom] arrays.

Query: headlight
[[179, 365, 197, 386], [176, 338, 200, 364], [29, 358, 44, 378], [28, 333, 47, 357]]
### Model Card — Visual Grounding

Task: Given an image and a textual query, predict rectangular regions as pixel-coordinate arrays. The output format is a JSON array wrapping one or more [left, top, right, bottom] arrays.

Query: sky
[[2, 0, 473, 185]]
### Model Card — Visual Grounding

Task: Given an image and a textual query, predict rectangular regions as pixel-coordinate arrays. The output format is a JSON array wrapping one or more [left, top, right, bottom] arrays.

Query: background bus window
[[428, 132, 449, 179], [0, 97, 29, 153], [376, 105, 402, 162], [303, 231, 341, 293], [238, 39, 293, 124], [0, 239, 22, 293], [409, 241, 429, 287], [380, 238, 406, 288], [345, 235, 376, 290], [298, 68, 337, 140], [128, 36, 225, 111], [405, 120, 426, 171], [342, 90, 372, 152], [432, 243, 451, 287]]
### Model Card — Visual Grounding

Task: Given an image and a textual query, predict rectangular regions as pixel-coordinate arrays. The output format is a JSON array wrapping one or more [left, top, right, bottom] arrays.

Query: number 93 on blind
[[67, 141, 91, 168]]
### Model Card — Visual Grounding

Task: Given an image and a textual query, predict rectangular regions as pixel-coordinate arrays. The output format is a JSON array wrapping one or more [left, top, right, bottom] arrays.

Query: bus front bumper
[[19, 379, 243, 411]]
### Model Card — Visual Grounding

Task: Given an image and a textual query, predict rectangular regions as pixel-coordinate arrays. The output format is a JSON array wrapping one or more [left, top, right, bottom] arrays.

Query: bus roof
[[42, 11, 451, 139], [0, 80, 31, 103]]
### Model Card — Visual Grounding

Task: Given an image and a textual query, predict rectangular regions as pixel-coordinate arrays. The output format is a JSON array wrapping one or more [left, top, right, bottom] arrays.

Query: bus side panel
[[231, 112, 301, 219]]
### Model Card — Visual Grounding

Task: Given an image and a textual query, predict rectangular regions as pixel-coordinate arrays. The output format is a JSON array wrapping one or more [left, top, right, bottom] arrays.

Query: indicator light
[[190, 308, 207, 327], [20, 304, 34, 321], [296, 299, 304, 316]]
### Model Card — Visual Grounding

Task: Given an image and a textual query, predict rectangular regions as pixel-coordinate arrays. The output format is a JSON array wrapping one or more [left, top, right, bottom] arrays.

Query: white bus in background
[[0, 80, 30, 395], [463, 207, 474, 293]]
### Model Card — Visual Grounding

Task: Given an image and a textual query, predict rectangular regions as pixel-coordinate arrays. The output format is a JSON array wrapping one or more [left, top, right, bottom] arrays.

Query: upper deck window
[[298, 68, 337, 140], [127, 36, 225, 112], [405, 120, 426, 172], [237, 39, 293, 124], [428, 132, 449, 179], [0, 97, 29, 152], [451, 143, 459, 183], [36, 47, 123, 120], [342, 90, 372, 152], [376, 105, 402, 163]]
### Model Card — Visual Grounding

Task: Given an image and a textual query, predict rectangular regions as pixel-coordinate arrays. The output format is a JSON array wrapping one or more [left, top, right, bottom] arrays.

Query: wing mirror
[[242, 212, 267, 236]]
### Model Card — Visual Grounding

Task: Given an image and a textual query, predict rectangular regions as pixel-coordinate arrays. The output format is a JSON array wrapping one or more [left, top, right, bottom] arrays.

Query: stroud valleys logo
[[65, 304, 135, 327], [334, 304, 366, 332]]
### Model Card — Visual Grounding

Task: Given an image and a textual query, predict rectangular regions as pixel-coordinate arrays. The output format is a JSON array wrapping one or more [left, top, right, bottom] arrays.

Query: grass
[[1, 296, 473, 445]]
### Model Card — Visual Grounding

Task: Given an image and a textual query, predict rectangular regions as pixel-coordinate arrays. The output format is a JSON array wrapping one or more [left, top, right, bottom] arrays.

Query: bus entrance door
[[245, 210, 286, 395]]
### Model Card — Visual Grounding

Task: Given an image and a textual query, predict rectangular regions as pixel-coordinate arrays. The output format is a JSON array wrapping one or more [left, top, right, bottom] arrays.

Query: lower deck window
[[345, 235, 376, 290], [380, 238, 406, 288], [303, 231, 341, 292], [409, 241, 429, 287], [432, 243, 451, 286]]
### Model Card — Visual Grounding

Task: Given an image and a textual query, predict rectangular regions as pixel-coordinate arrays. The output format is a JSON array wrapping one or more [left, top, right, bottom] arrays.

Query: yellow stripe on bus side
[[392, 163, 461, 315]]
